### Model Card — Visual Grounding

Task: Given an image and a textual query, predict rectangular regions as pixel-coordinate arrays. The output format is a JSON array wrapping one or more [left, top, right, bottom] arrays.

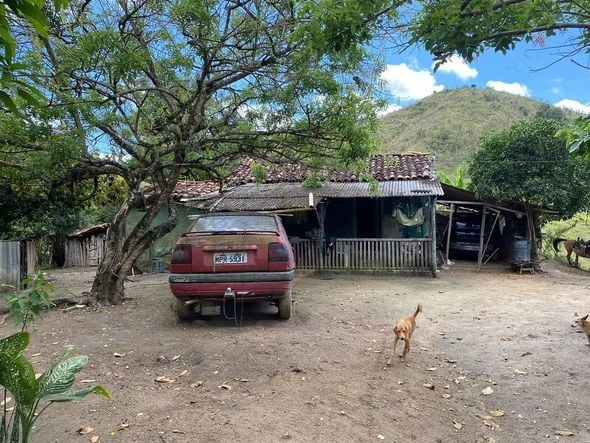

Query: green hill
[[378, 87, 573, 174]]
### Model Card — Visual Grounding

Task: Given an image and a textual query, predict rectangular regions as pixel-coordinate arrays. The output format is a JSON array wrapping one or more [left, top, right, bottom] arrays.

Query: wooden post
[[477, 205, 487, 271], [445, 203, 454, 264], [430, 196, 437, 277]]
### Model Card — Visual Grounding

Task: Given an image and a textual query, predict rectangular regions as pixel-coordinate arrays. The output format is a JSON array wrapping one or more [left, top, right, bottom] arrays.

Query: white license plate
[[214, 252, 247, 264]]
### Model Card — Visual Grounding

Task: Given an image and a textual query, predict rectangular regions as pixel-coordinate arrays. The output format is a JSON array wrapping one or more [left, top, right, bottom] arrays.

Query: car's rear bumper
[[169, 270, 295, 300]]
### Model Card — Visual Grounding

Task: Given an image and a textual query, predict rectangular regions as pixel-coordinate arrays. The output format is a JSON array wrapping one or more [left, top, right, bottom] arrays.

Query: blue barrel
[[512, 238, 531, 262]]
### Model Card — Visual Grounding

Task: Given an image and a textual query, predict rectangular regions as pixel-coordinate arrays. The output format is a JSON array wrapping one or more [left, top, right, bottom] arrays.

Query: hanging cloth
[[392, 207, 426, 227]]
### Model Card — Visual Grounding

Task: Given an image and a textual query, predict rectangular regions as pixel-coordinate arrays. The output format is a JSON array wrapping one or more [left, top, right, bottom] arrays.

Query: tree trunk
[[90, 172, 181, 304]]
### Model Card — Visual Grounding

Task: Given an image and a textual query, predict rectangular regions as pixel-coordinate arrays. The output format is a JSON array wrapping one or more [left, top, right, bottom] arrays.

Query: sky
[[377, 31, 590, 116]]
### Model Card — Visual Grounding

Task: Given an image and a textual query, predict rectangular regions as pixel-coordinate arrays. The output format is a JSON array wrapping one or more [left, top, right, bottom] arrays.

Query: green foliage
[[437, 164, 468, 188], [0, 332, 110, 443], [0, 0, 67, 113], [378, 88, 575, 174], [559, 115, 590, 160], [410, 0, 590, 66], [250, 164, 268, 185], [4, 272, 55, 330], [468, 118, 590, 216]]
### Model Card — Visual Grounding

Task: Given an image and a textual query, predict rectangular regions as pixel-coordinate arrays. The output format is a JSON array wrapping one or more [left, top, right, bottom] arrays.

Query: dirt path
[[1, 262, 589, 443]]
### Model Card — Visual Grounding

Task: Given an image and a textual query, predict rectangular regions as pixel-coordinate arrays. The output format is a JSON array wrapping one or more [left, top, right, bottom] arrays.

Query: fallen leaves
[[488, 410, 505, 417], [155, 376, 176, 383], [514, 369, 527, 375], [481, 387, 494, 396], [423, 383, 435, 390], [453, 420, 462, 430], [426, 367, 437, 371], [78, 427, 94, 435], [521, 351, 532, 357], [90, 436, 99, 443], [190, 381, 204, 388], [482, 419, 500, 430], [113, 351, 132, 358], [217, 383, 232, 390], [555, 430, 574, 437], [377, 435, 385, 440]]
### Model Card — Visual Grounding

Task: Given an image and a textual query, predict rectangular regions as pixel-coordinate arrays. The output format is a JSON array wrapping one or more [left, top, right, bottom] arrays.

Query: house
[[64, 223, 110, 267], [183, 154, 443, 275]]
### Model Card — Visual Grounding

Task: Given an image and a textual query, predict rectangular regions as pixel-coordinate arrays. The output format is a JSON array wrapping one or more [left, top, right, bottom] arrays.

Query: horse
[[553, 238, 590, 268]]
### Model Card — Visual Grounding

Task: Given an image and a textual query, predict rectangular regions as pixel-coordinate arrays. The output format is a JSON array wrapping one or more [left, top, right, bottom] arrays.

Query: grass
[[378, 87, 576, 174]]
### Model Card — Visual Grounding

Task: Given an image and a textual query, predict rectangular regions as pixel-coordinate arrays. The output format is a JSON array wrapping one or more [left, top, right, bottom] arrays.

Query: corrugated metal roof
[[68, 223, 110, 238], [212, 196, 311, 211], [189, 180, 442, 211]]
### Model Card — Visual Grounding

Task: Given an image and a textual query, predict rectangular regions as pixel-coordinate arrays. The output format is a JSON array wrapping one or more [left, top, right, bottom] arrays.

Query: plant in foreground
[[0, 332, 110, 442], [4, 272, 55, 331]]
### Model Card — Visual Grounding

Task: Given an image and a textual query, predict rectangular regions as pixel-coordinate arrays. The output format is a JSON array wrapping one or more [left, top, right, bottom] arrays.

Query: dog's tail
[[553, 237, 567, 252], [413, 303, 423, 318]]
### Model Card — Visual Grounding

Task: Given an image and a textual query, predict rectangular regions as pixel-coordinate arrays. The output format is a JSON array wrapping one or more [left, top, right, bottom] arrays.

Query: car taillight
[[268, 242, 289, 262], [171, 245, 191, 264]]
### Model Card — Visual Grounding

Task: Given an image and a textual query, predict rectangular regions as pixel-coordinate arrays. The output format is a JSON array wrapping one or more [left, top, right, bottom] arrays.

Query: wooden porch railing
[[292, 238, 433, 272]]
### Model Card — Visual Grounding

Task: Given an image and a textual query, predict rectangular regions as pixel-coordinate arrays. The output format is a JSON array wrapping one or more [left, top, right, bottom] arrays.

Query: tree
[[16, 0, 400, 304], [409, 0, 590, 66], [468, 118, 590, 216], [0, 0, 66, 112]]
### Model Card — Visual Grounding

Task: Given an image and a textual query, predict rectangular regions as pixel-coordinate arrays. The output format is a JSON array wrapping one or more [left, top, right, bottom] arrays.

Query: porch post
[[431, 196, 437, 277], [477, 205, 487, 271], [445, 203, 454, 264]]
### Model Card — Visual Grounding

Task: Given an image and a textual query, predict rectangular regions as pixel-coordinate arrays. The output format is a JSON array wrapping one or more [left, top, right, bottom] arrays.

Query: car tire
[[172, 299, 196, 321], [277, 289, 292, 320]]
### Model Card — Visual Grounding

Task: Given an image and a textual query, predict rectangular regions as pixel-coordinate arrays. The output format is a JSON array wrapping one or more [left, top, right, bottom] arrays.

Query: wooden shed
[[64, 223, 109, 267]]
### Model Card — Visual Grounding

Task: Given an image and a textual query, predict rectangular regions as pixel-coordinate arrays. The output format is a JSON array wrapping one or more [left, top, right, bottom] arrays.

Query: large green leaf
[[0, 353, 36, 408], [44, 384, 111, 402], [0, 332, 29, 358], [36, 355, 89, 398]]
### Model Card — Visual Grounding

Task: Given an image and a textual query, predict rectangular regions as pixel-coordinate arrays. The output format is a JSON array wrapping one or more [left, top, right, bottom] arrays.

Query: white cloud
[[377, 103, 402, 116], [435, 56, 478, 80], [551, 87, 561, 95], [380, 64, 444, 101], [554, 99, 590, 114], [486, 80, 530, 97]]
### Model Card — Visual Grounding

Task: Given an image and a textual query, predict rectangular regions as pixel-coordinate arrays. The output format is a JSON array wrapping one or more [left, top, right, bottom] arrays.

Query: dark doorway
[[356, 198, 379, 238]]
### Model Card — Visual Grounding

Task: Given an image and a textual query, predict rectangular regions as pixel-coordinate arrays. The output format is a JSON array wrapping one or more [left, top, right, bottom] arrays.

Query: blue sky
[[377, 31, 590, 115]]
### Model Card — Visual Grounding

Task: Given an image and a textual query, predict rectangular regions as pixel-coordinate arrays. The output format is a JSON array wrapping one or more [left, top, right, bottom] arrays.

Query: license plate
[[214, 252, 247, 264]]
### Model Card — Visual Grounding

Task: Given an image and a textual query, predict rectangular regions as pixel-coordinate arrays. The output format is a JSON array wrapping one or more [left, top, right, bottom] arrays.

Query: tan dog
[[576, 314, 590, 347], [387, 303, 423, 365]]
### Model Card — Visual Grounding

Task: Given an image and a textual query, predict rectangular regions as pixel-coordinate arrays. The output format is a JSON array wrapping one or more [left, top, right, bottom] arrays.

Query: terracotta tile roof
[[229, 153, 433, 185], [172, 180, 219, 200], [173, 153, 434, 199]]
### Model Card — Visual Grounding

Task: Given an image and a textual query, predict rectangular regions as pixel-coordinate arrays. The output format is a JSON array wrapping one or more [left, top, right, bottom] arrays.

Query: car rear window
[[190, 215, 278, 233]]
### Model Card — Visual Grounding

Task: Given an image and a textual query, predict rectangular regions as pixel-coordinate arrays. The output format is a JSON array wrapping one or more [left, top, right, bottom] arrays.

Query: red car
[[169, 213, 295, 320]]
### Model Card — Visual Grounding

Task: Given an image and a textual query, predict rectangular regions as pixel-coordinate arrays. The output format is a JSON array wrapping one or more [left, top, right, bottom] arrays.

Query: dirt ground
[[1, 261, 589, 443]]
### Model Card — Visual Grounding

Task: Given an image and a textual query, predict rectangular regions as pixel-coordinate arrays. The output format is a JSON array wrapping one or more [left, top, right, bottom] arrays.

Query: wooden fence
[[292, 238, 433, 272]]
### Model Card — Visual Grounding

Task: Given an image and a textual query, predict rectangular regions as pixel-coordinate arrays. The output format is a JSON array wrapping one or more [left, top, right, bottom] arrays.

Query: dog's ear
[[582, 314, 589, 321]]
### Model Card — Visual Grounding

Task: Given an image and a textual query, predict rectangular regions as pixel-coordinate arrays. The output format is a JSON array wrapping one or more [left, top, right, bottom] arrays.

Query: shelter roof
[[68, 223, 110, 238], [187, 180, 443, 212]]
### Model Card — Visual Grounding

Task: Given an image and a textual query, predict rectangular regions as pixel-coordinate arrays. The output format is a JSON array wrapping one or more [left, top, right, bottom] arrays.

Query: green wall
[[127, 205, 203, 271]]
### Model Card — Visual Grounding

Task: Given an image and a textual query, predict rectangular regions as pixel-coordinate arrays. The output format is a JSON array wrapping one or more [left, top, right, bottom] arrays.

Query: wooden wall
[[64, 235, 107, 267]]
